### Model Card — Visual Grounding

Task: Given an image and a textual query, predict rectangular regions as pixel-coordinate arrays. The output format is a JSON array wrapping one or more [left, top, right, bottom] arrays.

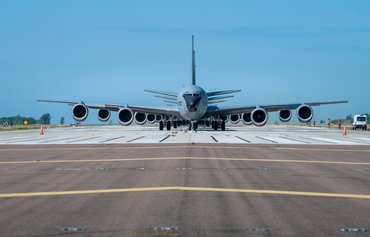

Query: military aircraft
[[38, 36, 347, 131]]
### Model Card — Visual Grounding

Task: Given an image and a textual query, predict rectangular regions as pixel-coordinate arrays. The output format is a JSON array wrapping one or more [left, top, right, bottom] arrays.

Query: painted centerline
[[1, 186, 370, 200]]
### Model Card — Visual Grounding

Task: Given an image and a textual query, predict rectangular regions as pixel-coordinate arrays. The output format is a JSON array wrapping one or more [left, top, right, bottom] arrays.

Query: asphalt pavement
[[1, 144, 370, 236]]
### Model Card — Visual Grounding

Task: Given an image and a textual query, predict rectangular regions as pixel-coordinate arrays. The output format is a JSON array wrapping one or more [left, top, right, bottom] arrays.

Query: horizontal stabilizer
[[207, 89, 241, 97], [208, 95, 234, 101], [208, 100, 227, 104], [163, 100, 177, 104], [144, 89, 177, 97], [154, 95, 177, 101]]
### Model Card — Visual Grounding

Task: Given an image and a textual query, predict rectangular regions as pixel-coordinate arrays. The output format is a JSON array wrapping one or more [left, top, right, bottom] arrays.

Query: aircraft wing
[[37, 99, 181, 116], [205, 100, 348, 116], [127, 105, 180, 116]]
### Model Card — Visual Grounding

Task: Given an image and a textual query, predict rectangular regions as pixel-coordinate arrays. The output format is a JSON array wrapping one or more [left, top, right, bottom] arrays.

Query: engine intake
[[251, 108, 268, 127], [134, 112, 147, 125], [242, 113, 252, 125], [97, 109, 110, 122], [279, 110, 292, 122], [297, 105, 313, 123], [155, 115, 162, 122], [118, 108, 133, 126], [147, 114, 156, 124], [230, 114, 240, 124], [72, 104, 88, 122], [220, 115, 229, 123]]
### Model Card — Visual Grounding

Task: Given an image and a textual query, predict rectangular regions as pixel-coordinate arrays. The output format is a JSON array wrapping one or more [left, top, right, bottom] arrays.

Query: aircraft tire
[[221, 121, 225, 131], [166, 121, 171, 130]]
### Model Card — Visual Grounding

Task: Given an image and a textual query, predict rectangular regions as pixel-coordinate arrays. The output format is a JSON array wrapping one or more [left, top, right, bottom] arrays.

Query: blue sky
[[1, 0, 369, 124]]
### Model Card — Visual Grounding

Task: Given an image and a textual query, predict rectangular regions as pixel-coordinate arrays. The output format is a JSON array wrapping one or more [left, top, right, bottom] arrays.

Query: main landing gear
[[159, 121, 174, 131], [211, 120, 226, 131], [188, 121, 198, 132]]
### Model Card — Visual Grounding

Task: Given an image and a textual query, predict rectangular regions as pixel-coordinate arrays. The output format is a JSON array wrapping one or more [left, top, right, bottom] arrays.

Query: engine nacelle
[[118, 108, 133, 126], [242, 113, 252, 125], [279, 110, 292, 122], [220, 115, 229, 123], [155, 114, 163, 122], [297, 105, 313, 123], [230, 114, 240, 124], [147, 114, 156, 124], [134, 112, 147, 125], [251, 108, 268, 127], [97, 109, 110, 122], [72, 104, 89, 122]]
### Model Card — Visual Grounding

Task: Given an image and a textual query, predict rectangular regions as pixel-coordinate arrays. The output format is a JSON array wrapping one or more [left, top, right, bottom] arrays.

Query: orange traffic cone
[[343, 126, 347, 136], [40, 126, 44, 135]]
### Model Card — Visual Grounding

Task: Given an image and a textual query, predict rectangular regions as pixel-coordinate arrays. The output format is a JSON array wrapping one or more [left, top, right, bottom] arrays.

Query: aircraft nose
[[183, 94, 202, 112]]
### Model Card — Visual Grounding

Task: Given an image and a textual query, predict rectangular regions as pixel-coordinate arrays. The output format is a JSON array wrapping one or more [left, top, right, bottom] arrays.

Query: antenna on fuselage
[[192, 35, 196, 85]]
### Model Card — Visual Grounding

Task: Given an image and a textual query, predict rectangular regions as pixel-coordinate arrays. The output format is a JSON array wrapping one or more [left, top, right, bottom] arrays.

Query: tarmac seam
[[210, 136, 218, 142], [126, 136, 145, 143], [1, 186, 370, 199]]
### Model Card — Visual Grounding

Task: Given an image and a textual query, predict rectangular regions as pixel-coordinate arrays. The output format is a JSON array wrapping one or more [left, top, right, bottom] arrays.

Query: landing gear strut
[[221, 121, 226, 131], [166, 121, 171, 130], [188, 121, 198, 132]]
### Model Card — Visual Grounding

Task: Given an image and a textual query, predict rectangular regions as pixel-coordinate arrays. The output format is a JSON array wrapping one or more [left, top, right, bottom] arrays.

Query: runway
[[0, 124, 369, 145], [1, 143, 370, 236]]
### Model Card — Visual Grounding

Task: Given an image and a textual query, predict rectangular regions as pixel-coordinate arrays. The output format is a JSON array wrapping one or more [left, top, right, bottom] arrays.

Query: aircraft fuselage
[[177, 85, 208, 121]]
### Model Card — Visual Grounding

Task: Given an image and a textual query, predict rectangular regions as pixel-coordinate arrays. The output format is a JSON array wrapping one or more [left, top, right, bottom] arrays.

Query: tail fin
[[192, 35, 196, 85]]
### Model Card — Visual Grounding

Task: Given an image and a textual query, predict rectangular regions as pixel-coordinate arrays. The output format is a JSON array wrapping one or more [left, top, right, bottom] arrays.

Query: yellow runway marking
[[0, 145, 370, 152], [1, 156, 370, 166], [1, 186, 370, 199]]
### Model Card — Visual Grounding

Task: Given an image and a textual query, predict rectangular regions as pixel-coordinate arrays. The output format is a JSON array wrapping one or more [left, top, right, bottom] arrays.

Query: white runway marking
[[0, 125, 369, 145]]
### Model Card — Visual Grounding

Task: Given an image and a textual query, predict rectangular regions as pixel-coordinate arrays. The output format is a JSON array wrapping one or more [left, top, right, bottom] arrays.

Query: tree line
[[1, 113, 52, 126]]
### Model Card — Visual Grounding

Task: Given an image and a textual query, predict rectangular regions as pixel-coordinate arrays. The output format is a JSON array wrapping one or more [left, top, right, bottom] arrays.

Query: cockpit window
[[184, 93, 200, 97]]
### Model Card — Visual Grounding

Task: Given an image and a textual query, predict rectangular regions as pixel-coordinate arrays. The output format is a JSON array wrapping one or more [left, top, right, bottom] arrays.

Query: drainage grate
[[340, 228, 367, 232], [0, 167, 15, 171], [153, 226, 178, 232], [248, 227, 272, 233], [55, 168, 84, 171], [176, 167, 192, 170], [353, 169, 368, 173], [61, 226, 87, 232]]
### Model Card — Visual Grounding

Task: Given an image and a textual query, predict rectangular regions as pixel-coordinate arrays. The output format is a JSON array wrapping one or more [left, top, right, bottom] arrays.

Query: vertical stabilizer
[[192, 35, 196, 85]]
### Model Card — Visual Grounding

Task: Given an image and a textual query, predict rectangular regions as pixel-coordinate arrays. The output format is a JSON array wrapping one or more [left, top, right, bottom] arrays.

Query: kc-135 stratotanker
[[38, 36, 348, 131]]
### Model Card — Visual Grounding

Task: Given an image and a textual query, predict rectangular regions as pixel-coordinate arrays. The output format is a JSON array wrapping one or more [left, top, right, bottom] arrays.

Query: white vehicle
[[352, 114, 367, 130]]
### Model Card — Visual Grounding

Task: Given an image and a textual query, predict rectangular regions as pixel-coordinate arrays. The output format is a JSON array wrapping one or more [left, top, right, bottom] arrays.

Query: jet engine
[[220, 115, 229, 123], [97, 109, 110, 122], [242, 113, 252, 125], [230, 114, 241, 124], [251, 108, 268, 127], [155, 114, 162, 122], [297, 105, 313, 123], [72, 104, 89, 122], [279, 110, 292, 122], [134, 112, 147, 125], [147, 114, 156, 124], [118, 108, 133, 126]]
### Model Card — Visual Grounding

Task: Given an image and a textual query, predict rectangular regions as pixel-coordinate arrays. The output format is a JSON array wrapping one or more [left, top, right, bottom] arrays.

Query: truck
[[352, 114, 367, 130]]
